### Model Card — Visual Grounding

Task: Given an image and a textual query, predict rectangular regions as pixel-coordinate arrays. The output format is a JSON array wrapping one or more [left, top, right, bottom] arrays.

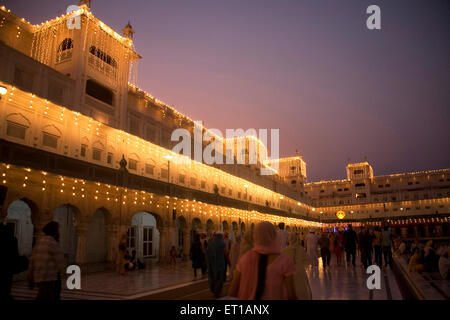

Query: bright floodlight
[[0, 86, 7, 95], [164, 154, 173, 160], [244, 184, 249, 188]]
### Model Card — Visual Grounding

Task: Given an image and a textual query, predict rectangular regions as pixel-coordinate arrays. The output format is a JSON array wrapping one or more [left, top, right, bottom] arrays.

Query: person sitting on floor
[[408, 248, 425, 273], [129, 249, 145, 270], [438, 246, 450, 280]]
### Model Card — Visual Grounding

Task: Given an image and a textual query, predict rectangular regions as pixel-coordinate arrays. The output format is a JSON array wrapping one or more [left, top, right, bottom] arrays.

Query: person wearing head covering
[[282, 233, 312, 299], [206, 233, 227, 298], [305, 229, 319, 266], [28, 221, 65, 300], [278, 222, 289, 249], [229, 234, 241, 281], [239, 230, 253, 258], [229, 221, 297, 300], [190, 233, 206, 279]]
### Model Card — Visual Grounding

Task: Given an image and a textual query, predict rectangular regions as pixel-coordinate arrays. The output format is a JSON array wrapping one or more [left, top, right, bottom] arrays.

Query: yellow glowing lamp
[[336, 210, 346, 220], [0, 86, 7, 96]]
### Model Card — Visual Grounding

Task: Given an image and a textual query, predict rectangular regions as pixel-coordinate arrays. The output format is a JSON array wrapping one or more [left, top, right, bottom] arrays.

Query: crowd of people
[[1, 219, 449, 301], [404, 239, 450, 279]]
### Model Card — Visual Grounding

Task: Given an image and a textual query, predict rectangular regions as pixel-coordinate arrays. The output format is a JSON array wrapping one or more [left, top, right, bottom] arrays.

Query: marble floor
[[12, 255, 405, 300], [307, 256, 403, 300], [12, 260, 205, 300]]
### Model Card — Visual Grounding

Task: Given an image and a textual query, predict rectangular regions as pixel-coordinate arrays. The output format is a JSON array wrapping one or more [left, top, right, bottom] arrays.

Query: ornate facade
[[0, 4, 448, 267]]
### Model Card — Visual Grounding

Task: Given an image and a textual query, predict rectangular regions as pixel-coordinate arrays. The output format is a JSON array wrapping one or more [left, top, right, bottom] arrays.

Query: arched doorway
[[176, 216, 188, 259], [206, 219, 215, 237], [6, 199, 36, 257], [251, 223, 255, 231], [129, 212, 160, 260], [86, 208, 109, 264], [53, 204, 78, 264], [240, 222, 246, 233]]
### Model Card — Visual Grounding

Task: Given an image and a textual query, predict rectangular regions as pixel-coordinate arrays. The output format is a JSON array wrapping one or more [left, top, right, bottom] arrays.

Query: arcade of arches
[[0, 163, 318, 265]]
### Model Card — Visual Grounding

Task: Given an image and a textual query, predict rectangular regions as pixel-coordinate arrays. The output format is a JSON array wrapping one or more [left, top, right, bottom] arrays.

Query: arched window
[[56, 38, 74, 63], [89, 46, 117, 68], [58, 38, 73, 52]]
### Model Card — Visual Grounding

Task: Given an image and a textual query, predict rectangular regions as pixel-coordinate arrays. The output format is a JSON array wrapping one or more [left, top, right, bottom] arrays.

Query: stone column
[[400, 227, 408, 238], [414, 226, 418, 238], [75, 223, 88, 265], [106, 224, 118, 263]]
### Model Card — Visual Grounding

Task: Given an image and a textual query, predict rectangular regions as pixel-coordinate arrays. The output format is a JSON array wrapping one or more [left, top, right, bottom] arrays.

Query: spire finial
[[122, 21, 135, 39], [78, 0, 91, 8]]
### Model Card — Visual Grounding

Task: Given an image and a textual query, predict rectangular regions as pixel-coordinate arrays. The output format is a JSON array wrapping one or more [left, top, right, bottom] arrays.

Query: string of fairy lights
[[323, 214, 450, 229], [2, 84, 315, 217], [0, 162, 320, 228]]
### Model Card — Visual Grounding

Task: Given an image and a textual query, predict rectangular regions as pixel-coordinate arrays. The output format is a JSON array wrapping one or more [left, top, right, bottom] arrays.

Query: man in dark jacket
[[343, 224, 358, 267], [358, 227, 374, 269], [206, 233, 227, 298], [0, 223, 19, 300]]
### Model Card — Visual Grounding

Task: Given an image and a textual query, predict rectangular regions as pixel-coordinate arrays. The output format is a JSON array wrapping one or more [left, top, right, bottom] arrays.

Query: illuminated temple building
[[0, 3, 448, 266]]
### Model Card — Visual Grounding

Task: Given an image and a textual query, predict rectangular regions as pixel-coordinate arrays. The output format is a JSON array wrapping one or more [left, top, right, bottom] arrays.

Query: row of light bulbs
[[1, 163, 320, 227]]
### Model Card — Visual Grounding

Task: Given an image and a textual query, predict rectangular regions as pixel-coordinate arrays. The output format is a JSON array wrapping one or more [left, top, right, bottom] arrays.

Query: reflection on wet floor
[[12, 260, 200, 300], [307, 256, 403, 300]]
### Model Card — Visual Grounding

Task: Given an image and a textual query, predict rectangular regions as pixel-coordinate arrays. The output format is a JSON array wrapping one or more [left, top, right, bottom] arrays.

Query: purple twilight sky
[[4, 0, 450, 182]]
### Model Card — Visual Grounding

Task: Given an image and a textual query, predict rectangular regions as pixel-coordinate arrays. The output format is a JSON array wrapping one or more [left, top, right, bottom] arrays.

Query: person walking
[[333, 231, 343, 266], [373, 226, 382, 267], [318, 232, 331, 268], [206, 233, 227, 298], [381, 226, 393, 267], [282, 233, 312, 299], [189, 233, 206, 279], [229, 221, 297, 300], [28, 221, 65, 300], [343, 224, 358, 267], [229, 234, 241, 281], [278, 222, 289, 249], [305, 229, 319, 266]]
